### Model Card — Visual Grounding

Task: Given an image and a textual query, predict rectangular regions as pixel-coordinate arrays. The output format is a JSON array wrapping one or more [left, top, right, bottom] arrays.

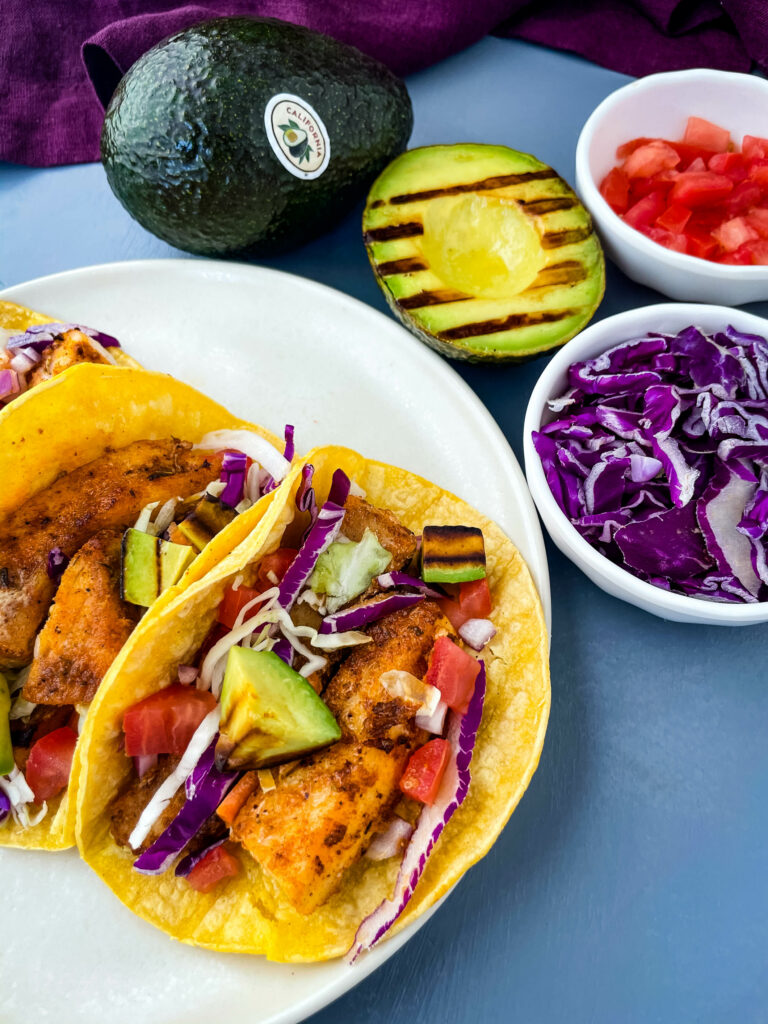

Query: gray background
[[1, 34, 767, 1024]]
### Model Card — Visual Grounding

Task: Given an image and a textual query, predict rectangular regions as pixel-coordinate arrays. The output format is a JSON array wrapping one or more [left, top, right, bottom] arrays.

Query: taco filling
[[103, 462, 495, 957], [0, 425, 293, 833], [0, 322, 131, 406]]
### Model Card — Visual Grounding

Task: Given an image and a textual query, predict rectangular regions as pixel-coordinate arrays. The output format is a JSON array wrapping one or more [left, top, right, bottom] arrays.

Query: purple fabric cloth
[[0, 0, 766, 168]]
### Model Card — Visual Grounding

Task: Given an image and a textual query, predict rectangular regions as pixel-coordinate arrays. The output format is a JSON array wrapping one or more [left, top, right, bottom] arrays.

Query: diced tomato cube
[[438, 597, 469, 631], [745, 239, 768, 265], [655, 204, 692, 233], [748, 165, 768, 189], [685, 230, 719, 260], [717, 246, 755, 265], [683, 116, 730, 153], [646, 228, 688, 253], [725, 181, 763, 216], [685, 156, 707, 173], [254, 547, 299, 591], [599, 167, 630, 212], [712, 216, 759, 252], [746, 207, 768, 238], [743, 136, 768, 161], [616, 137, 653, 160], [623, 191, 667, 230], [458, 578, 492, 619], [186, 844, 241, 893], [623, 141, 680, 179], [399, 738, 451, 805], [123, 684, 216, 757], [670, 172, 734, 207], [425, 635, 481, 714], [25, 727, 78, 802], [708, 151, 747, 180], [217, 584, 264, 629], [668, 142, 718, 166]]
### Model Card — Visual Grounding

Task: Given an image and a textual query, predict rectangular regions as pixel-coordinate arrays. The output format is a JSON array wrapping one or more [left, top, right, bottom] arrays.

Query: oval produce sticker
[[264, 94, 331, 180]]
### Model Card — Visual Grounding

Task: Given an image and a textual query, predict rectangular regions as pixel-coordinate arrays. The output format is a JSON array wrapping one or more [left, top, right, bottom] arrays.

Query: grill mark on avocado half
[[385, 168, 559, 205], [398, 289, 472, 310], [363, 222, 423, 243], [524, 260, 589, 292], [375, 257, 429, 277], [518, 196, 579, 215], [438, 309, 577, 341], [542, 225, 594, 249]]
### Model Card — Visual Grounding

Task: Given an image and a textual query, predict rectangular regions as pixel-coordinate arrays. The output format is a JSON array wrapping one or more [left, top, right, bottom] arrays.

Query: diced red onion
[[0, 369, 20, 400], [415, 698, 448, 735], [348, 661, 487, 961], [134, 754, 158, 778], [319, 592, 424, 634], [377, 571, 444, 598], [9, 350, 37, 374], [365, 817, 414, 861], [46, 547, 69, 581], [458, 618, 497, 651], [133, 740, 237, 875], [177, 665, 198, 684]]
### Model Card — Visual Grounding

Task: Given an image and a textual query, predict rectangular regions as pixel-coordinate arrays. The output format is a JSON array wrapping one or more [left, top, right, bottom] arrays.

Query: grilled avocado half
[[363, 144, 605, 362]]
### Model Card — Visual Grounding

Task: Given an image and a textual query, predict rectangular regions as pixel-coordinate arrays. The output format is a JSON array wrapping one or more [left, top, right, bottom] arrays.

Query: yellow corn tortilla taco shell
[[75, 445, 550, 961], [0, 299, 140, 371], [0, 364, 289, 851]]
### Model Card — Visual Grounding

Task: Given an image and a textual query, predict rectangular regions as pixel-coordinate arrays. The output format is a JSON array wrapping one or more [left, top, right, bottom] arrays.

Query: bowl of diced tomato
[[575, 69, 768, 304]]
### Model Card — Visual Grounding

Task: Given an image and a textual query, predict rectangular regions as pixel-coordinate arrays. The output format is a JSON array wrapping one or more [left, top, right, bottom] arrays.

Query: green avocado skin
[[101, 17, 413, 256]]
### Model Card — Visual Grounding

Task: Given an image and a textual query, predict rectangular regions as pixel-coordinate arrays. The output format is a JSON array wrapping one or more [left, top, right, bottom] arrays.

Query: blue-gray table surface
[[2, 34, 766, 1024]]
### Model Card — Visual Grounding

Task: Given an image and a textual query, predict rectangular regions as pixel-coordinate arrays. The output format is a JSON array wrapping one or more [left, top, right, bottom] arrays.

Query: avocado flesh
[[120, 528, 196, 607], [177, 495, 238, 552], [363, 144, 605, 362], [101, 17, 412, 257], [217, 648, 341, 770], [0, 674, 13, 775]]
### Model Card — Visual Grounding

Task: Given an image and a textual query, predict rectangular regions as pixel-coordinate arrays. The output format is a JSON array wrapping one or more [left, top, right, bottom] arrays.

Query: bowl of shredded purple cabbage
[[523, 303, 768, 625]]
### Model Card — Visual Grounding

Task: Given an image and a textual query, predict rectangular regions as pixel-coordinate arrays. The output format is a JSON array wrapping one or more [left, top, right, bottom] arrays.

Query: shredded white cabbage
[[133, 500, 159, 533], [127, 707, 221, 851], [0, 767, 47, 828], [75, 704, 90, 735], [348, 479, 367, 498], [8, 664, 31, 696], [206, 479, 226, 498], [245, 463, 262, 503], [234, 497, 253, 515], [9, 693, 36, 720], [152, 497, 179, 536], [196, 430, 289, 483]]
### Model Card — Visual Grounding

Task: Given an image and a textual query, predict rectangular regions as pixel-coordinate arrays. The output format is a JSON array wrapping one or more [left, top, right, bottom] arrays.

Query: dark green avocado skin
[[101, 17, 413, 256]]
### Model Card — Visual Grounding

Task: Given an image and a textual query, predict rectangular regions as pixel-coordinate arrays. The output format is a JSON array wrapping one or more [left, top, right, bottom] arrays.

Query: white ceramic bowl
[[575, 69, 768, 304], [523, 302, 768, 626]]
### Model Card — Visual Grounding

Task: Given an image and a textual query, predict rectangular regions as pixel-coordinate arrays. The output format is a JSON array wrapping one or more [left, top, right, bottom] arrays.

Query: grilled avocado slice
[[120, 528, 196, 607], [363, 144, 605, 362], [0, 673, 13, 775], [216, 648, 341, 770]]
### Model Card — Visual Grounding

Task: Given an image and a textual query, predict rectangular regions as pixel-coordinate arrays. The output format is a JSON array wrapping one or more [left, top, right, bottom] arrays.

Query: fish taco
[[75, 445, 550, 962], [0, 363, 296, 849], [0, 300, 140, 407]]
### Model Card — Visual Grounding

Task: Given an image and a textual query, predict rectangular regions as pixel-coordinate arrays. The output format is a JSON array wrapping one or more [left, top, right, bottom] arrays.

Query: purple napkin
[[0, 0, 766, 168]]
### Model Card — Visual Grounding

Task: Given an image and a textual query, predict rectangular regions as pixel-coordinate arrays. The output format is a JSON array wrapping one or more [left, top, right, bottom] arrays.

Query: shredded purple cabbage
[[0, 790, 10, 824], [174, 836, 227, 877], [533, 324, 768, 603], [220, 450, 247, 507], [6, 322, 121, 352], [348, 661, 487, 961], [328, 469, 351, 507], [133, 739, 236, 875], [320, 592, 425, 634], [261, 424, 296, 495]]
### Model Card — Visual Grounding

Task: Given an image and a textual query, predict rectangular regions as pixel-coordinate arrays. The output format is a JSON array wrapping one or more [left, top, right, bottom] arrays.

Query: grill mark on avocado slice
[[398, 289, 472, 310], [518, 196, 579, 215], [363, 222, 423, 242], [375, 257, 429, 276], [437, 309, 576, 341], [523, 260, 588, 292], [542, 225, 594, 249], [386, 169, 559, 205]]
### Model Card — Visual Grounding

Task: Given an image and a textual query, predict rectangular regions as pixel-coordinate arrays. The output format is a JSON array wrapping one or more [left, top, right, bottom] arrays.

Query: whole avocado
[[101, 17, 413, 256]]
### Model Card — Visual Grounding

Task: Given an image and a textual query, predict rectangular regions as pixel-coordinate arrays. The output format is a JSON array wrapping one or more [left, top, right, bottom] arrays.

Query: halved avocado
[[363, 144, 605, 362]]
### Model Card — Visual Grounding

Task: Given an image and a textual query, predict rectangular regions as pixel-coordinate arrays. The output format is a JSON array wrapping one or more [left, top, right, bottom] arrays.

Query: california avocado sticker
[[264, 94, 331, 180]]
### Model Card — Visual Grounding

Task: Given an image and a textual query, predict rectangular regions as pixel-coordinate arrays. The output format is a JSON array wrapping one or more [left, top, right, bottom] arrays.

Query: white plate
[[0, 259, 550, 1024]]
